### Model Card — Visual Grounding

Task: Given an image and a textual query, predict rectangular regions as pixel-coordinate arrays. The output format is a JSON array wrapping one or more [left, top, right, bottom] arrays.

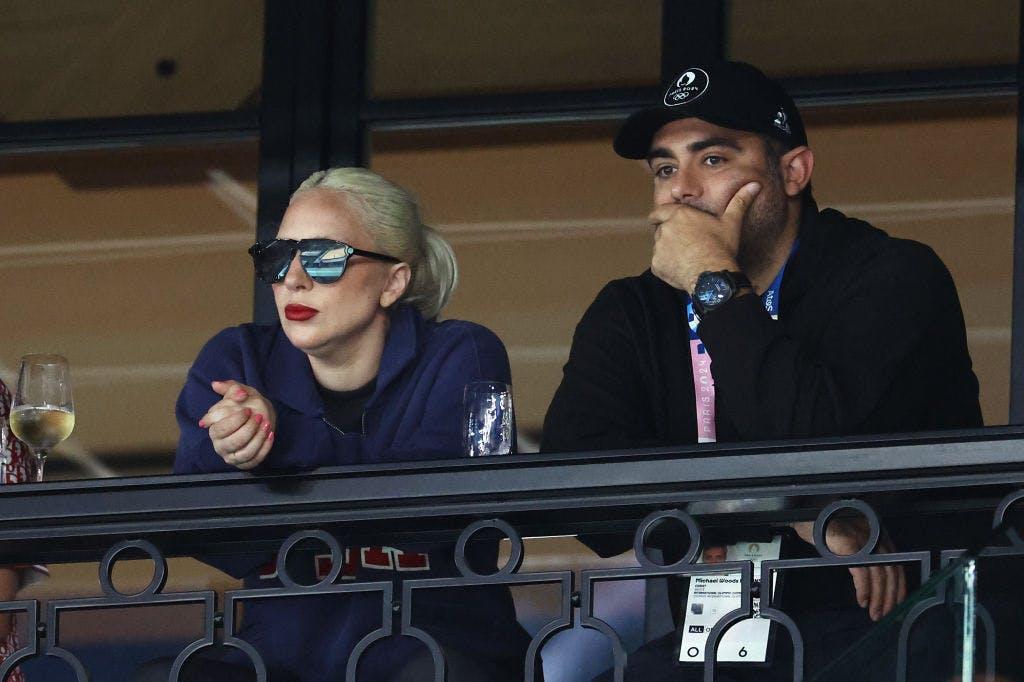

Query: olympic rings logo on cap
[[664, 68, 710, 107]]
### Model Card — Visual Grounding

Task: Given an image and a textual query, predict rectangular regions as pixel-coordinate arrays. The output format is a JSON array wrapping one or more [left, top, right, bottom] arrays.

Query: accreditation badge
[[678, 536, 782, 664]]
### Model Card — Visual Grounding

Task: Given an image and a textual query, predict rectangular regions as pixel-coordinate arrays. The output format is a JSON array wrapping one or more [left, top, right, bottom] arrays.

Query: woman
[[173, 168, 531, 681], [0, 379, 43, 682]]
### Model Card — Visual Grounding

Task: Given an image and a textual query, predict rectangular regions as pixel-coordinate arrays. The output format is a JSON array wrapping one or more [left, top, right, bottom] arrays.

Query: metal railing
[[2, 426, 1024, 681]]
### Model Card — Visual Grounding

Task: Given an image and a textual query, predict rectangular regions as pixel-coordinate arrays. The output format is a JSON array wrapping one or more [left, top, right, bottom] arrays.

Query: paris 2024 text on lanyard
[[685, 253, 788, 443], [679, 246, 794, 665]]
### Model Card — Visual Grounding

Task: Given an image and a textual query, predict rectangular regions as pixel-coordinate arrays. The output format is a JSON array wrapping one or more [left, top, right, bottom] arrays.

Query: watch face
[[695, 274, 732, 311]]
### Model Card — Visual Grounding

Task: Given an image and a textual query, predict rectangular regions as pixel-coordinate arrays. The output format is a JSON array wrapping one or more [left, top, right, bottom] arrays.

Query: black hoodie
[[541, 203, 984, 616], [542, 202, 982, 453]]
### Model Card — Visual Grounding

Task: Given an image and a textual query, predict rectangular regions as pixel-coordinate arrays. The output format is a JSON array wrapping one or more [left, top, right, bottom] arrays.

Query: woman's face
[[272, 189, 407, 360]]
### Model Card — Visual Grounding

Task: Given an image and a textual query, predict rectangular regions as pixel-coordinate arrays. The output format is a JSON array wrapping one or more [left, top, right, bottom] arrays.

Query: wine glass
[[10, 354, 75, 482], [463, 381, 514, 457], [0, 415, 9, 483]]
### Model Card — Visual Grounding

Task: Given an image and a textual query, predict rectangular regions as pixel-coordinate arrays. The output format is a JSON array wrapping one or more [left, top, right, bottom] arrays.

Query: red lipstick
[[284, 304, 319, 321]]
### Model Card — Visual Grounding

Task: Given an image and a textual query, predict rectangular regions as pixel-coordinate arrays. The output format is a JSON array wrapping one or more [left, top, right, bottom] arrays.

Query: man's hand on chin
[[648, 181, 761, 292]]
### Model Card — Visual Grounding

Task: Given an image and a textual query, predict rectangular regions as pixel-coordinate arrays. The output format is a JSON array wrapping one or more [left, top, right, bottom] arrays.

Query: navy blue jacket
[[174, 305, 530, 681], [176, 304, 513, 473]]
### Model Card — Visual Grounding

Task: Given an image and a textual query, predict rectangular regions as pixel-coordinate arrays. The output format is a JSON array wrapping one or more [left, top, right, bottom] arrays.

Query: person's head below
[[615, 60, 815, 281], [249, 167, 457, 365], [701, 545, 728, 564]]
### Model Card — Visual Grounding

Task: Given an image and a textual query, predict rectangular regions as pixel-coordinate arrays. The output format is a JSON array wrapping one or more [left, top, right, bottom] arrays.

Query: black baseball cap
[[614, 61, 807, 159]]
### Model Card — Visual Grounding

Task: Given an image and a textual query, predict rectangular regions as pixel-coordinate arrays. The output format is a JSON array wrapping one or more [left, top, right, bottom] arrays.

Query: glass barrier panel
[[727, 0, 1018, 77], [0, 1, 263, 122], [371, 100, 1016, 444], [0, 141, 258, 478], [370, 0, 662, 98]]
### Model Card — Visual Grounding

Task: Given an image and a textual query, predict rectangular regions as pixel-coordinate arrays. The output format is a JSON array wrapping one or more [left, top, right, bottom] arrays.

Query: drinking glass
[[0, 415, 9, 483], [10, 354, 75, 482], [463, 381, 514, 457]]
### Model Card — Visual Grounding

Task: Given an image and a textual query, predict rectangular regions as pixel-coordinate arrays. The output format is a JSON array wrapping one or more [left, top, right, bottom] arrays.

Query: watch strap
[[724, 271, 752, 291], [692, 270, 752, 316]]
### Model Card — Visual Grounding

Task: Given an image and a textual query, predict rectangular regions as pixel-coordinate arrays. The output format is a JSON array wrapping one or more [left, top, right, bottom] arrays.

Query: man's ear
[[780, 146, 814, 198], [380, 262, 411, 308]]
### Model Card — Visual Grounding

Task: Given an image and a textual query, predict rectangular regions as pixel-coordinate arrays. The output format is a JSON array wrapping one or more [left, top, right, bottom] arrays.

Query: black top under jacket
[[541, 202, 984, 614]]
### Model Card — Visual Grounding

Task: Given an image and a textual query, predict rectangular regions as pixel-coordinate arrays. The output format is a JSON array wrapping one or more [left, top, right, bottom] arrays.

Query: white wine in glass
[[10, 354, 74, 481]]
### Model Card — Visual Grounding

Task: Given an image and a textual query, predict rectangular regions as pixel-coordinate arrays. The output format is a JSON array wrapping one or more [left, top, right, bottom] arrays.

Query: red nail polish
[[198, 419, 206, 428], [268, 431, 275, 441], [253, 413, 263, 424], [244, 408, 252, 417]]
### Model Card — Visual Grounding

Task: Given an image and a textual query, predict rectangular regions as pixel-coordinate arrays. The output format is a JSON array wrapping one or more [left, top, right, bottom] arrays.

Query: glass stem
[[34, 449, 46, 483]]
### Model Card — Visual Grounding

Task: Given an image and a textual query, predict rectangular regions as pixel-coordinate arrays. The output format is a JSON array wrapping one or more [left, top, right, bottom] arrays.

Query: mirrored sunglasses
[[248, 238, 401, 285]]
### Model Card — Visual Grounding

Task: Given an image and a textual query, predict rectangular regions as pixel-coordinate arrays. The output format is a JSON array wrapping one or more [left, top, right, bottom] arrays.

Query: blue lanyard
[[684, 242, 798, 443], [761, 259, 787, 319], [686, 241, 798, 336]]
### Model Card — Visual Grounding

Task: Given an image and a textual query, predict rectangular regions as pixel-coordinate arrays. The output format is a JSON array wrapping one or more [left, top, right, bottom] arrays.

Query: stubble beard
[[736, 163, 788, 277]]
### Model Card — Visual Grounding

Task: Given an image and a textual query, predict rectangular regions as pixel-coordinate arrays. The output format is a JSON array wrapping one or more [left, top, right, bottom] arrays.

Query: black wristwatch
[[691, 270, 753, 316]]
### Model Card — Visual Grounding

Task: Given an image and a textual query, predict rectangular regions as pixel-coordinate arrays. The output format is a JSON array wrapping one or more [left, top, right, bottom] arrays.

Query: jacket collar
[[778, 197, 825, 307], [265, 304, 424, 417], [373, 303, 423, 398]]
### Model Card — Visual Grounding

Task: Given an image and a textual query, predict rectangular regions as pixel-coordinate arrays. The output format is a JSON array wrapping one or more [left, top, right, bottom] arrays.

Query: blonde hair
[[293, 167, 458, 319]]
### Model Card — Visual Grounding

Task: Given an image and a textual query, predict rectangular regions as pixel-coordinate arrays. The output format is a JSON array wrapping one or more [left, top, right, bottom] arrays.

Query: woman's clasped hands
[[199, 380, 276, 469]]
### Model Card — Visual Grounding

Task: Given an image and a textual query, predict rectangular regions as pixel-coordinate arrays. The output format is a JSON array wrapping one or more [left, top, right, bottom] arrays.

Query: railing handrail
[[0, 426, 1022, 562]]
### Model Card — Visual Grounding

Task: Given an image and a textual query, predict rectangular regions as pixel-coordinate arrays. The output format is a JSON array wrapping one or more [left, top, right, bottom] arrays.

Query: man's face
[[702, 546, 728, 564], [646, 118, 788, 274]]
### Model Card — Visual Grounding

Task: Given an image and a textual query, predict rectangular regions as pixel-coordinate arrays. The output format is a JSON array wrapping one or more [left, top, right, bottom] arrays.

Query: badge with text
[[678, 536, 782, 664]]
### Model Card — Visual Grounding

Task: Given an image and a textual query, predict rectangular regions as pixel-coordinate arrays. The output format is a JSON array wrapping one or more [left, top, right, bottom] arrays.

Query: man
[[542, 61, 982, 680]]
